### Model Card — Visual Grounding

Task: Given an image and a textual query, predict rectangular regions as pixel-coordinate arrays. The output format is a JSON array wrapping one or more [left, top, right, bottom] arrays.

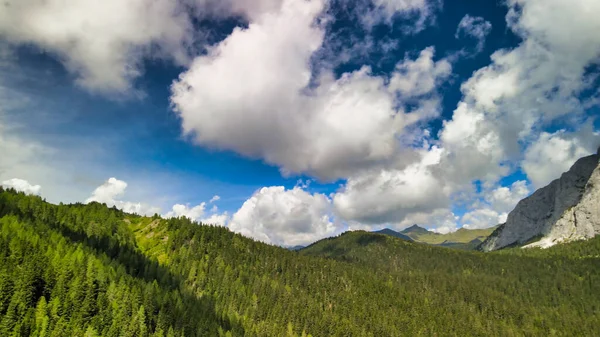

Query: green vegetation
[[397, 224, 497, 249], [372, 228, 412, 241], [1, 188, 599, 336]]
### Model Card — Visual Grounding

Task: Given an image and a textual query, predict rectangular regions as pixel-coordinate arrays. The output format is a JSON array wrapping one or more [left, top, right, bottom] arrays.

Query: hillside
[[372, 228, 412, 242], [2, 188, 600, 336], [379, 225, 498, 249], [301, 230, 600, 267]]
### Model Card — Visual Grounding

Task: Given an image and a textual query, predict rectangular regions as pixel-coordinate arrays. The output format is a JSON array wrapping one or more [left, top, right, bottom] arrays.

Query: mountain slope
[[373, 228, 413, 241], [393, 225, 497, 248], [481, 149, 600, 251], [0, 193, 230, 336], [2, 188, 600, 335]]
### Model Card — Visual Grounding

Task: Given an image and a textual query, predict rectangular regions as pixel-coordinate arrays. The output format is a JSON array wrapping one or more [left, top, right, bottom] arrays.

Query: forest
[[0, 187, 599, 336]]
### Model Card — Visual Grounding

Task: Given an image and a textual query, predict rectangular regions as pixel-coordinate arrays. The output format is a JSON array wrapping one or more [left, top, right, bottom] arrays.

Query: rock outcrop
[[480, 148, 600, 251]]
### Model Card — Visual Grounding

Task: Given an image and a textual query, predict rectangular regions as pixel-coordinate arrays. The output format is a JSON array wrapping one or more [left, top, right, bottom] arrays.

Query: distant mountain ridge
[[373, 228, 413, 242], [401, 224, 431, 236], [481, 148, 600, 251], [374, 225, 497, 250]]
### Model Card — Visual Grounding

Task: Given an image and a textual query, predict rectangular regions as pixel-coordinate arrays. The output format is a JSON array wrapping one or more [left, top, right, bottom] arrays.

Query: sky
[[1, 0, 599, 247]]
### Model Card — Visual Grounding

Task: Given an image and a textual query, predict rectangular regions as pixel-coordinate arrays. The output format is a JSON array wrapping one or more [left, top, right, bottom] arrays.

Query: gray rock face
[[480, 149, 600, 251]]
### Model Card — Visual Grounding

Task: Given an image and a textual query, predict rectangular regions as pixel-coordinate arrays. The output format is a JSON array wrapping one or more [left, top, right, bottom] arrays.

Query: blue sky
[[1, 0, 599, 246]]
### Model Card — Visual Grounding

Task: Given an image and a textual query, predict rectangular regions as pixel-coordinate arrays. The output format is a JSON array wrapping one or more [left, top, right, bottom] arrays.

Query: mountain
[[439, 238, 484, 250], [2, 188, 600, 335], [392, 224, 497, 249], [373, 228, 413, 241], [481, 148, 600, 251], [400, 224, 431, 238]]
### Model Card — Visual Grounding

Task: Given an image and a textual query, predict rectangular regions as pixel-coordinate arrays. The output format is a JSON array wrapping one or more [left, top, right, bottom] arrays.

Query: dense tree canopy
[[0, 187, 598, 336]]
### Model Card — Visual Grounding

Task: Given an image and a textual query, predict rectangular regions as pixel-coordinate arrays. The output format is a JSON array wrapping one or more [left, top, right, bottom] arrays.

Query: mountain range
[[373, 225, 497, 250], [1, 150, 600, 335]]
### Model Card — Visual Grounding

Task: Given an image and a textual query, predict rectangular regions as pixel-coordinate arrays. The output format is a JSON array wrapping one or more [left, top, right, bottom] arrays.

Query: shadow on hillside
[[357, 234, 386, 246], [56, 224, 245, 336], [0, 192, 245, 336]]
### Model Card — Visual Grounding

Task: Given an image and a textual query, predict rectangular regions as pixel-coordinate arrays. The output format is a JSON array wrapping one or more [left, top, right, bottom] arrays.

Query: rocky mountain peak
[[480, 151, 600, 251]]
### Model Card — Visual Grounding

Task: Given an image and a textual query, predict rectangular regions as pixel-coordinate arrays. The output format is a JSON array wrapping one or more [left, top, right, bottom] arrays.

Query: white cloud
[[171, 0, 326, 174], [165, 203, 207, 220], [362, 0, 439, 32], [201, 212, 230, 226], [438, 103, 511, 188], [485, 180, 530, 213], [218, 0, 286, 21], [0, 0, 324, 96], [455, 15, 492, 54], [389, 47, 451, 97], [86, 177, 161, 216], [460, 180, 531, 230], [171, 0, 451, 180], [461, 208, 503, 230], [84, 177, 230, 224], [438, 0, 600, 191], [523, 128, 600, 187], [333, 147, 450, 224], [86, 177, 128, 204], [1, 178, 41, 195], [229, 186, 339, 246], [163, 197, 230, 225], [0, 0, 195, 95], [335, 169, 530, 233], [396, 208, 459, 234], [5, 0, 600, 245]]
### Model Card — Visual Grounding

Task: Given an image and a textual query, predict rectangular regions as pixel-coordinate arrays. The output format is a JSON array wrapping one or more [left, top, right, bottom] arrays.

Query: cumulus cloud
[[396, 208, 459, 234], [361, 0, 440, 32], [171, 0, 325, 173], [461, 209, 504, 230], [171, 0, 451, 180], [209, 195, 221, 203], [485, 180, 530, 213], [389, 47, 452, 97], [455, 15, 492, 54], [201, 212, 230, 227], [1, 178, 41, 195], [427, 180, 528, 232], [83, 176, 230, 224], [165, 203, 207, 220], [164, 201, 229, 225], [438, 0, 600, 192], [0, 0, 195, 94], [86, 177, 161, 216], [229, 186, 339, 247], [217, 0, 286, 21], [6, 0, 600, 244], [460, 180, 531, 229], [333, 146, 449, 224], [0, 0, 327, 95], [523, 128, 600, 187]]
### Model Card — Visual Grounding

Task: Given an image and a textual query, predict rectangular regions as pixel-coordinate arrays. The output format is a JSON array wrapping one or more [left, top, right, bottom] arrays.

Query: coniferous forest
[[1, 187, 599, 336]]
